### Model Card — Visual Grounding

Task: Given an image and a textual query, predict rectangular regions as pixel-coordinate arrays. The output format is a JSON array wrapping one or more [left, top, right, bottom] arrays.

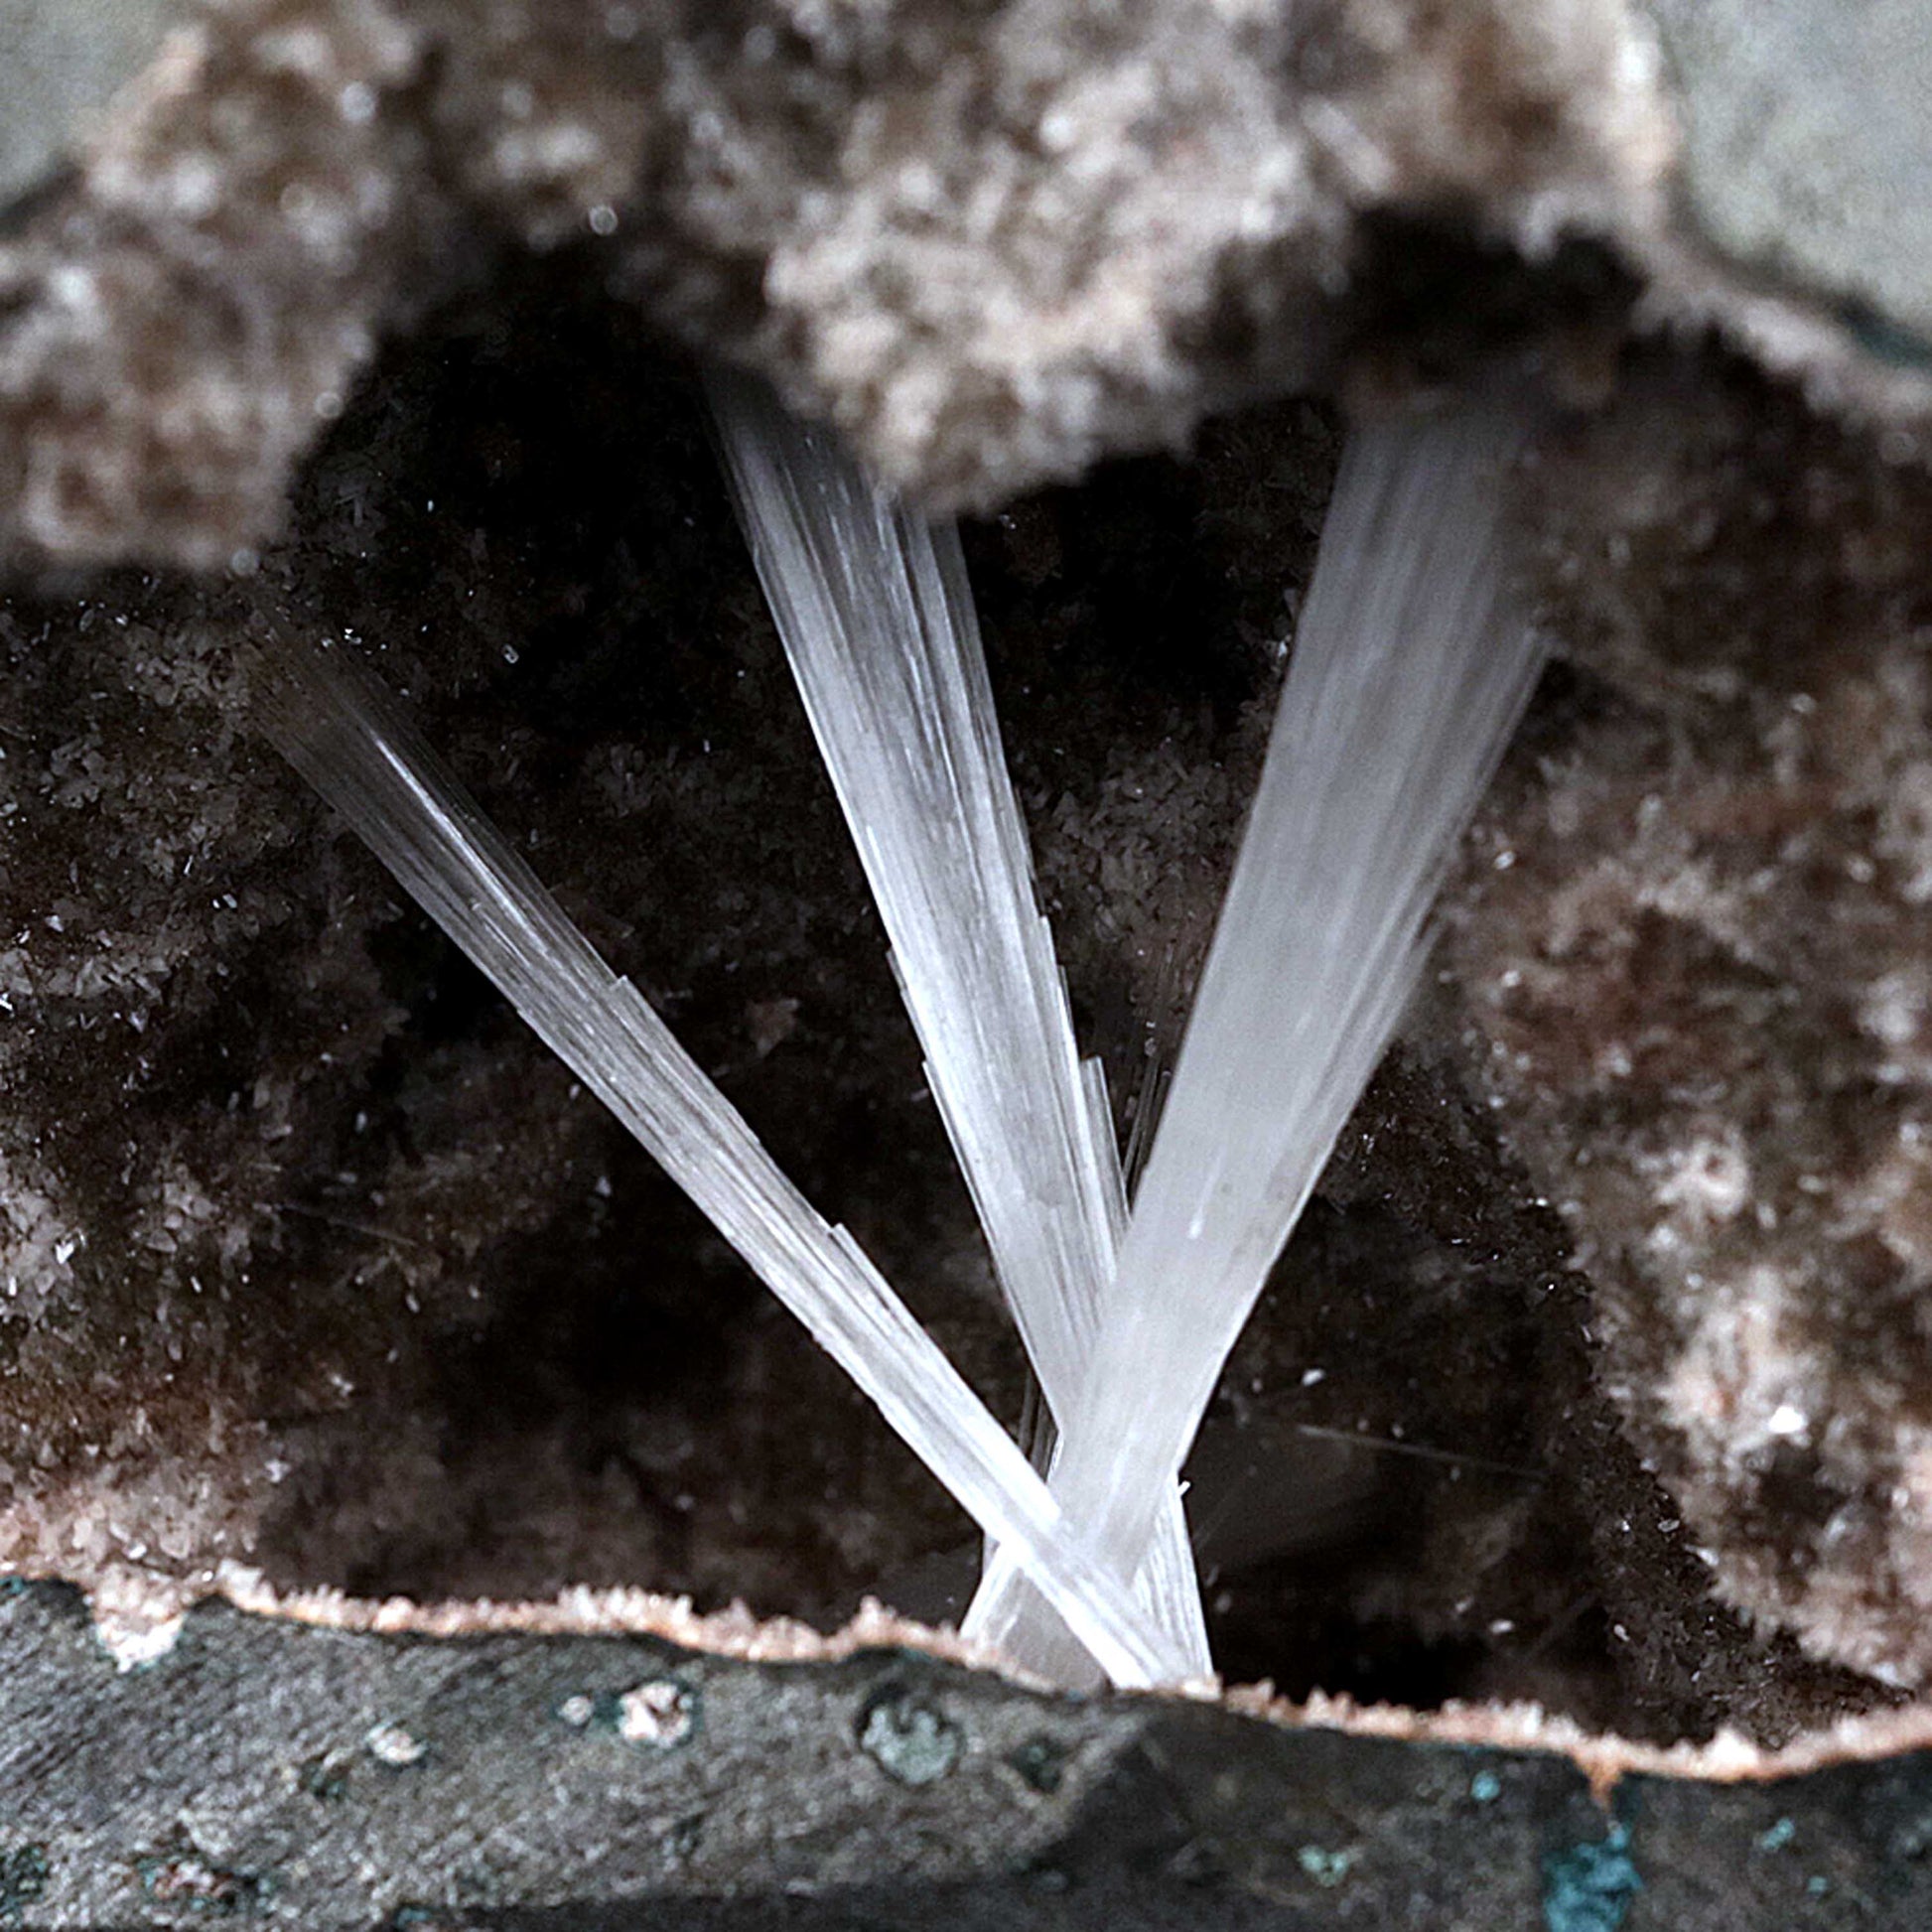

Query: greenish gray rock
[[1, 1579, 1930, 1928], [1646, 0, 1932, 358], [0, 0, 180, 204]]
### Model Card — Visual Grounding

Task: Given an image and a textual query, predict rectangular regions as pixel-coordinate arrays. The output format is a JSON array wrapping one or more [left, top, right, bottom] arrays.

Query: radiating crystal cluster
[[261, 382, 1545, 1687]]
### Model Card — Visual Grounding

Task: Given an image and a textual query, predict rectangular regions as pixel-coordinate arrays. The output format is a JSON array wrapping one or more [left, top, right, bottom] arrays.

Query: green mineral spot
[[1007, 1734, 1071, 1795], [1543, 1821, 1641, 1932], [1757, 1817, 1796, 1853], [0, 1844, 49, 1922], [1889, 1812, 1932, 1861], [1298, 1846, 1358, 1888], [857, 1688, 962, 1786], [1471, 1770, 1503, 1804], [299, 1753, 349, 1801], [1807, 1874, 1831, 1897], [1840, 296, 1932, 373]]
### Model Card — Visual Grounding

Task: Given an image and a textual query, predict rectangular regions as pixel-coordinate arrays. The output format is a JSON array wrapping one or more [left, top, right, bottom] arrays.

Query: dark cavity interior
[[0, 247, 1889, 1748]]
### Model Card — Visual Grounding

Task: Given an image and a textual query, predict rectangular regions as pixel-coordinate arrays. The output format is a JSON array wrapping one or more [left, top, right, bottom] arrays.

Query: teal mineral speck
[[1297, 1846, 1358, 1888], [1471, 1769, 1503, 1804], [1006, 1734, 1071, 1795], [858, 1691, 962, 1786], [1758, 1817, 1796, 1853], [1544, 1822, 1641, 1932], [0, 1845, 49, 1923]]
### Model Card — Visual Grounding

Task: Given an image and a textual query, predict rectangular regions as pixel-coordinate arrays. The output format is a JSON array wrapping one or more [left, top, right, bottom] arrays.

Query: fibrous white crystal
[[710, 371, 1206, 1685], [257, 625, 1180, 1686], [966, 403, 1548, 1676], [261, 392, 1540, 1694]]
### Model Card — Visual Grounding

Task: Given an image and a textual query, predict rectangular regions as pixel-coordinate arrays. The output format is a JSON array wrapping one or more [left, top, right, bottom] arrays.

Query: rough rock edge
[[1634, 227, 1932, 470], [76, 1563, 1932, 1792]]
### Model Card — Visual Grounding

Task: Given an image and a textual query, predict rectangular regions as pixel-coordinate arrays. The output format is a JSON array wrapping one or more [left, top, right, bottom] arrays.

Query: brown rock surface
[[1450, 356, 1932, 1686], [0, 0, 1665, 569]]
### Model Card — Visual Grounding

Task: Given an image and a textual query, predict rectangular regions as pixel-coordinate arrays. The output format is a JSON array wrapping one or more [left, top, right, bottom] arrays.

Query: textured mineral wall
[[1, 0, 1671, 569], [1452, 362, 1932, 1687], [5, 0, 1929, 575], [0, 282, 1901, 1745]]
